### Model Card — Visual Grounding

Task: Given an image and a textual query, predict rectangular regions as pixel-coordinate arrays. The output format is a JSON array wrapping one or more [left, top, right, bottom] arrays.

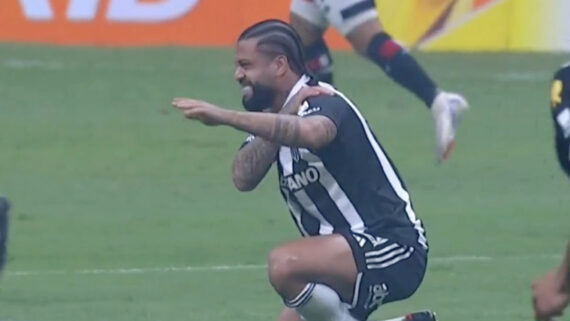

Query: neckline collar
[[283, 74, 311, 107]]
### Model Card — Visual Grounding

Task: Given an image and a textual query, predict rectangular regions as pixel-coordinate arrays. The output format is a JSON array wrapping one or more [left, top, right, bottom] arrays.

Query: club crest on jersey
[[297, 101, 321, 117], [280, 166, 320, 192], [298, 106, 321, 117]]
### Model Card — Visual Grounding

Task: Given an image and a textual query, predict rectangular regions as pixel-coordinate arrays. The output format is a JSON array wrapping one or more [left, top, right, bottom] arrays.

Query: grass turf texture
[[0, 45, 569, 321]]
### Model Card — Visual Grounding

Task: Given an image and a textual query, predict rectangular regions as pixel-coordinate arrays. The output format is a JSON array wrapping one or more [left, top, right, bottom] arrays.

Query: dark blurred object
[[0, 196, 10, 273]]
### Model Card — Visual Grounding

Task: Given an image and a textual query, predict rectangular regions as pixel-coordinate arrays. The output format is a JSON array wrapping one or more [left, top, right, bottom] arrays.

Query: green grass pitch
[[0, 45, 569, 321]]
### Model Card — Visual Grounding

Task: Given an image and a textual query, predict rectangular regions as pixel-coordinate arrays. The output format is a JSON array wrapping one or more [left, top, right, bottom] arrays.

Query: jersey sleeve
[[299, 94, 351, 129], [239, 134, 256, 150]]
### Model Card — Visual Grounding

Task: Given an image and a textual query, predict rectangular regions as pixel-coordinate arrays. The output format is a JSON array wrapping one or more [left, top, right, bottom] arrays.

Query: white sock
[[285, 283, 357, 321]]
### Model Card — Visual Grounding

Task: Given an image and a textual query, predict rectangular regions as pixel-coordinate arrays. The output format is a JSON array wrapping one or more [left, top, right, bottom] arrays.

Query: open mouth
[[241, 85, 253, 99]]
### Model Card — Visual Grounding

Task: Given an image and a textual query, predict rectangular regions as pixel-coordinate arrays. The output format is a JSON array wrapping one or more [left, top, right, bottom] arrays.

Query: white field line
[[2, 58, 65, 70], [493, 71, 551, 82], [0, 57, 555, 85], [0, 58, 554, 82], [3, 254, 561, 278]]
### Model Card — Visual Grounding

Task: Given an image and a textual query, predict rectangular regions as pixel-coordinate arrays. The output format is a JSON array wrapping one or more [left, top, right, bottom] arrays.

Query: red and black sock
[[367, 32, 438, 108]]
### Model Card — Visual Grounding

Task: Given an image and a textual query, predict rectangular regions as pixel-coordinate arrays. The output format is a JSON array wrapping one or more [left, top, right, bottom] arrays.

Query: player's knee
[[267, 246, 301, 292], [346, 18, 384, 55], [290, 13, 323, 45]]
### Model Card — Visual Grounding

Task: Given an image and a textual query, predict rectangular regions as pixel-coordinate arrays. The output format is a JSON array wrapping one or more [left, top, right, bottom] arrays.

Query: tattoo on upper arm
[[233, 138, 278, 186], [240, 140, 274, 170]]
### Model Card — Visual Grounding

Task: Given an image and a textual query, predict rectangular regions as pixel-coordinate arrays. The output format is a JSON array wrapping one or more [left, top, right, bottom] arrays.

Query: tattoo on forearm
[[265, 115, 336, 148], [317, 118, 337, 146], [270, 116, 301, 145], [233, 138, 279, 187]]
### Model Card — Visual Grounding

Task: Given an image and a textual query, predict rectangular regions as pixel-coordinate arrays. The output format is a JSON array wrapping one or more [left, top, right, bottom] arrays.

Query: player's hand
[[172, 98, 228, 126], [280, 86, 334, 115], [532, 269, 570, 321]]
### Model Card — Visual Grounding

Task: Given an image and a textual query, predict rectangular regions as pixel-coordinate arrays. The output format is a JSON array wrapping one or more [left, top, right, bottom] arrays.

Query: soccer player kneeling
[[173, 20, 434, 321]]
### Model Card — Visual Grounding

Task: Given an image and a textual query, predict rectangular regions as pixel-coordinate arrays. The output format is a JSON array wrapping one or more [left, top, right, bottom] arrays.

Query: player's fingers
[[172, 98, 201, 108], [310, 86, 334, 96], [174, 101, 199, 110], [172, 97, 197, 102], [171, 98, 188, 105], [299, 86, 333, 99], [183, 109, 197, 117], [172, 99, 187, 108], [292, 87, 333, 107]]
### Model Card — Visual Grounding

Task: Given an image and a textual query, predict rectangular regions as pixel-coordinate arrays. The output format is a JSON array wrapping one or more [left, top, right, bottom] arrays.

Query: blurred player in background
[[0, 196, 10, 275], [289, 0, 468, 162], [532, 63, 570, 321], [173, 19, 435, 321]]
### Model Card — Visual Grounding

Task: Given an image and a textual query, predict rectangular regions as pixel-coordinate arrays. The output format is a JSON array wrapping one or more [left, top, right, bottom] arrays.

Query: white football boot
[[431, 91, 469, 163]]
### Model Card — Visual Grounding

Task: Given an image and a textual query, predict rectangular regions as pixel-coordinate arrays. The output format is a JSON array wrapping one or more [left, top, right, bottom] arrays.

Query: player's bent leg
[[289, 12, 325, 47], [276, 308, 304, 321], [319, 0, 438, 106], [343, 18, 381, 56], [268, 232, 428, 321], [290, 13, 334, 84], [340, 231, 428, 321], [348, 20, 438, 108], [268, 234, 357, 302], [268, 234, 358, 321], [331, 5, 468, 161], [360, 23, 469, 162]]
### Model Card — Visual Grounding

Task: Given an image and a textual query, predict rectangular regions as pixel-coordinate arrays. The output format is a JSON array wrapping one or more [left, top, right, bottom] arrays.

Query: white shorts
[[290, 0, 378, 36]]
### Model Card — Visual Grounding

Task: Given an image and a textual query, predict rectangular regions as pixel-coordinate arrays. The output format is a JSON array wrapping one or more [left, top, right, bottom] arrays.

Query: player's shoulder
[[305, 92, 347, 106], [304, 83, 352, 108], [300, 93, 351, 117], [554, 62, 570, 80], [303, 79, 348, 106]]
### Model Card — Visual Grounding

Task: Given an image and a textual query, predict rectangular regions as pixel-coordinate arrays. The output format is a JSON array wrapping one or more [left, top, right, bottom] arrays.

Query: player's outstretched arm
[[172, 98, 337, 150], [226, 112, 337, 150], [172, 98, 336, 147], [532, 241, 570, 321], [232, 138, 279, 191], [172, 87, 337, 150]]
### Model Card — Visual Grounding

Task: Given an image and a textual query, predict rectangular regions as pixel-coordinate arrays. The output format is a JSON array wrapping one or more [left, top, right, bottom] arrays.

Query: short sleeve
[[298, 95, 351, 129], [239, 134, 256, 150]]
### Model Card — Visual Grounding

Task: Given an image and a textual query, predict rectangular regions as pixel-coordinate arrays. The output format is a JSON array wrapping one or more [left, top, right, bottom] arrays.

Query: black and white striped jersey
[[243, 75, 428, 250]]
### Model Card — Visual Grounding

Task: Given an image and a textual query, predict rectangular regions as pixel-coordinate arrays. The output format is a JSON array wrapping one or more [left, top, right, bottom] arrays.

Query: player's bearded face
[[240, 80, 276, 112], [235, 39, 279, 112]]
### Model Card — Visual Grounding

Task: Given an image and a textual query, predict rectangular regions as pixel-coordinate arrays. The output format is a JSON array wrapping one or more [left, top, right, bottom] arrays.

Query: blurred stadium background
[[0, 0, 569, 320]]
